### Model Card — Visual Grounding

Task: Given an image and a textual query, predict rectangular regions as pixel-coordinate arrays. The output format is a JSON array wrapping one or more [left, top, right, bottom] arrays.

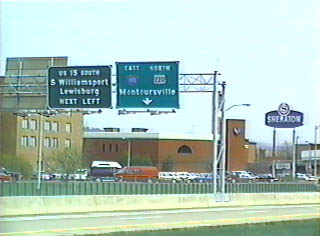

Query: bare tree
[[48, 148, 87, 177]]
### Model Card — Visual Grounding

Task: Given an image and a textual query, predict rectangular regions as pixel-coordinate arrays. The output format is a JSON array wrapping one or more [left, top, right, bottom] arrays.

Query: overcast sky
[[1, 0, 320, 146]]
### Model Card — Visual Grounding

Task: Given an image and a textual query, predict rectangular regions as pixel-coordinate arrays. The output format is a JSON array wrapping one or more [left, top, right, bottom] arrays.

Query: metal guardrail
[[0, 182, 318, 197]]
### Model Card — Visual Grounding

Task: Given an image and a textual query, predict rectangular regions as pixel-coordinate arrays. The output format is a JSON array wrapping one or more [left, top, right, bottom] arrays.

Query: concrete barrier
[[1, 193, 319, 216]]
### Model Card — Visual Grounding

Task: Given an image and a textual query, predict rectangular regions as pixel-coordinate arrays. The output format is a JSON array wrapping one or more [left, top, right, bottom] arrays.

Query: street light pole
[[225, 104, 251, 112], [122, 137, 132, 167], [37, 114, 44, 190], [314, 125, 319, 178], [127, 139, 131, 167]]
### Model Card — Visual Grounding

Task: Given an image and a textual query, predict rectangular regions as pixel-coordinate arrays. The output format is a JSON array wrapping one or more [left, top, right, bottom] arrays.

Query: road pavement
[[1, 204, 319, 236]]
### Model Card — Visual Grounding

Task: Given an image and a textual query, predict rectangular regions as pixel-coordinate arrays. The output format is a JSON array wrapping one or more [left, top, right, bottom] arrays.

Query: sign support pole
[[272, 128, 277, 157], [212, 71, 219, 194], [292, 128, 296, 180]]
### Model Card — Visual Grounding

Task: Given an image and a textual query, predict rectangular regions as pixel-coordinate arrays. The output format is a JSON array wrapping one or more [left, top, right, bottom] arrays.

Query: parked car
[[255, 174, 279, 182], [175, 172, 190, 182], [196, 173, 214, 183], [158, 172, 181, 183], [5, 171, 23, 181], [0, 173, 12, 182], [229, 171, 255, 183], [296, 173, 315, 181], [115, 166, 158, 182]]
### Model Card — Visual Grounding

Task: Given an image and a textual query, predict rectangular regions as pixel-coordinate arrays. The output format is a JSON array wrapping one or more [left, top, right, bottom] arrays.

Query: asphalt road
[[1, 204, 319, 236]]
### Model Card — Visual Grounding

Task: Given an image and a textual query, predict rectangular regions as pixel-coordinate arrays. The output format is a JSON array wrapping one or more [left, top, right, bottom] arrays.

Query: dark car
[[196, 173, 214, 183], [7, 172, 23, 181], [256, 174, 279, 183]]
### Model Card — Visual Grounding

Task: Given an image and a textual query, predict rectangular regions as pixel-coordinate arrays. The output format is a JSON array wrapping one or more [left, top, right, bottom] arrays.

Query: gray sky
[[1, 0, 320, 145]]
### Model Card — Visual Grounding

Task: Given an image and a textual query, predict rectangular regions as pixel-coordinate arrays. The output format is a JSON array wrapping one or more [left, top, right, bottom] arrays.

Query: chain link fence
[[1, 181, 318, 197]]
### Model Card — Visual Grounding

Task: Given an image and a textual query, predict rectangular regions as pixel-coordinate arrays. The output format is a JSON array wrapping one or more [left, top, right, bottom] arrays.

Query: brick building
[[84, 120, 255, 173], [83, 131, 213, 172], [226, 119, 255, 171]]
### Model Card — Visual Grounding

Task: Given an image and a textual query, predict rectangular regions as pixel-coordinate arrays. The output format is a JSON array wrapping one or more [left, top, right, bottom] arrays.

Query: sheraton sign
[[265, 103, 304, 128]]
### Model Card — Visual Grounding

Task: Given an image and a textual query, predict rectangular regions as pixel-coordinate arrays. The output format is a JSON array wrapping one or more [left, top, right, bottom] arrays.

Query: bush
[[0, 154, 33, 178]]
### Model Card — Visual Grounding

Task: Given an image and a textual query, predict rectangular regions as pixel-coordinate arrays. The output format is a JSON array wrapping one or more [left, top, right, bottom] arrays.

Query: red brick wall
[[83, 138, 212, 172], [227, 120, 250, 171]]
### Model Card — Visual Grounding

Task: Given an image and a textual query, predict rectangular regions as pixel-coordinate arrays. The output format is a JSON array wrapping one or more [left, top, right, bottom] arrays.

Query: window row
[[102, 144, 120, 153], [21, 136, 37, 147], [21, 119, 72, 133], [100, 144, 193, 154], [22, 119, 37, 130], [21, 136, 72, 149]]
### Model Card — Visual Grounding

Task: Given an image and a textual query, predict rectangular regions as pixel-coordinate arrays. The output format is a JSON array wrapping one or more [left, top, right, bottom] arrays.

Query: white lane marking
[[243, 211, 266, 214], [1, 204, 319, 222], [121, 216, 161, 220]]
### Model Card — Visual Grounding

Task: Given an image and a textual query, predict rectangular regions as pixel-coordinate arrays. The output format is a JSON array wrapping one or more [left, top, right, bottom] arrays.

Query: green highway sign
[[48, 66, 112, 109], [116, 61, 179, 108]]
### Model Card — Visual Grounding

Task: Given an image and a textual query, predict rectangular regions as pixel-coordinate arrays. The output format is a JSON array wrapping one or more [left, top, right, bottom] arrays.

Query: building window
[[52, 138, 58, 148], [44, 137, 50, 148], [65, 139, 71, 148], [29, 119, 37, 130], [177, 145, 193, 154], [21, 136, 28, 146], [44, 121, 51, 131], [65, 123, 72, 133], [21, 136, 36, 147], [102, 144, 106, 152], [28, 136, 36, 147], [115, 144, 119, 152], [22, 119, 28, 129], [52, 122, 59, 132]]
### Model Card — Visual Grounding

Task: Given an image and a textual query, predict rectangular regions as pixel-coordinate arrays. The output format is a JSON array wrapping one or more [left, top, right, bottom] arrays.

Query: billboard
[[116, 61, 179, 108], [265, 103, 304, 128], [48, 66, 112, 109], [1, 57, 68, 110]]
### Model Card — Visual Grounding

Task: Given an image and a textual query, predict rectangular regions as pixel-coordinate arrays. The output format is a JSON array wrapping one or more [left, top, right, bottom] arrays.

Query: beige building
[[0, 57, 84, 170], [1, 112, 83, 170]]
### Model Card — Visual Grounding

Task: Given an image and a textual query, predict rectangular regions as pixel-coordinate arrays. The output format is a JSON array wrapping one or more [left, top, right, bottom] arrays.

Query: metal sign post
[[292, 129, 296, 180]]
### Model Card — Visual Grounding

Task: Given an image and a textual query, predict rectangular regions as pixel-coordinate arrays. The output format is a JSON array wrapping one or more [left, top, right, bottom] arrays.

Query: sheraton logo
[[265, 103, 304, 128]]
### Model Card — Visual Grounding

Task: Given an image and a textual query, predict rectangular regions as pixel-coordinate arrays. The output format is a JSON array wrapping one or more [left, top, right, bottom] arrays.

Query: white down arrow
[[142, 98, 153, 105]]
